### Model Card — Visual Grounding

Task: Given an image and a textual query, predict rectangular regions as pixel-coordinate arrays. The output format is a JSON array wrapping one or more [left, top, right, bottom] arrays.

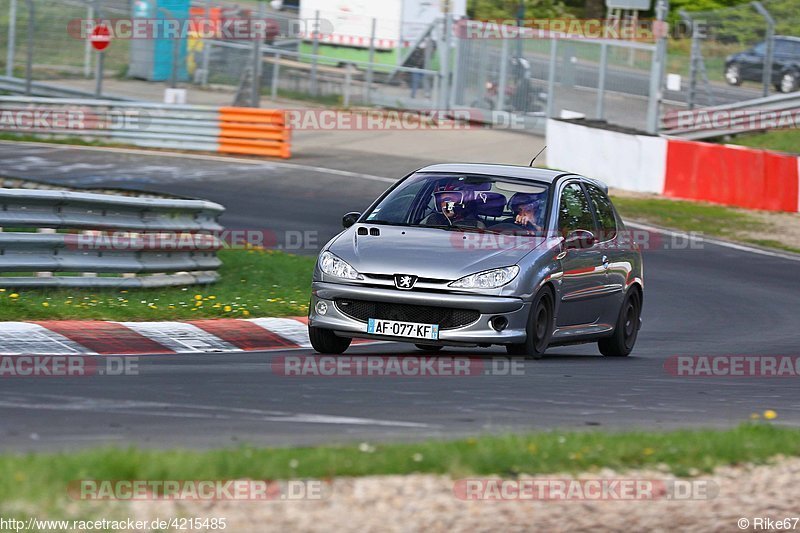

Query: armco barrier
[[0, 189, 226, 288], [547, 119, 800, 213], [0, 96, 291, 159]]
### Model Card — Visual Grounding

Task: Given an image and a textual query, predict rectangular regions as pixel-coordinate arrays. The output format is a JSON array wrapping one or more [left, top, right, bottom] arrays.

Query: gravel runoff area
[[126, 457, 800, 532]]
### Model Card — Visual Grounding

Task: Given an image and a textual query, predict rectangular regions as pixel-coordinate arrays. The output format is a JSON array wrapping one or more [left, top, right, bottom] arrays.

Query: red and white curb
[[0, 318, 375, 356]]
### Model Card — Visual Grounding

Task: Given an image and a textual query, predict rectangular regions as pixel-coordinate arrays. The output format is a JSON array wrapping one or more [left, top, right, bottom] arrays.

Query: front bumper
[[309, 281, 530, 346]]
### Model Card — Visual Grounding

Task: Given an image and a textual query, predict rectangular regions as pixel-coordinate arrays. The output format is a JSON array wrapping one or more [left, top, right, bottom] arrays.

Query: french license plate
[[367, 318, 439, 340]]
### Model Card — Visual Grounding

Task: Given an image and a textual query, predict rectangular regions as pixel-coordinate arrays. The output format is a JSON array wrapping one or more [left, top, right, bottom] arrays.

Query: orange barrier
[[218, 107, 291, 159], [664, 139, 799, 212]]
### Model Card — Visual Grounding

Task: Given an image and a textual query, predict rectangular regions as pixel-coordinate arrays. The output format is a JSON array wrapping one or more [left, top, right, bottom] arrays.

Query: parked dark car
[[725, 36, 800, 93]]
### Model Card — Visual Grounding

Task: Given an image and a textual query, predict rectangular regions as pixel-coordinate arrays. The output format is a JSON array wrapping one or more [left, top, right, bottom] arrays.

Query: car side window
[[586, 184, 618, 241], [558, 183, 595, 236], [752, 42, 766, 55], [774, 40, 791, 55]]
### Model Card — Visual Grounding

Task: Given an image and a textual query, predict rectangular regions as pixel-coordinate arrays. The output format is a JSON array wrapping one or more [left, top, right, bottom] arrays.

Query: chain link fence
[[2, 1, 672, 133], [451, 24, 658, 133], [668, 0, 800, 110], [0, 0, 130, 81]]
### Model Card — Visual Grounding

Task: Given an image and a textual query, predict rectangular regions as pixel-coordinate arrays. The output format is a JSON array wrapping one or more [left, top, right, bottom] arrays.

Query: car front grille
[[335, 299, 480, 330]]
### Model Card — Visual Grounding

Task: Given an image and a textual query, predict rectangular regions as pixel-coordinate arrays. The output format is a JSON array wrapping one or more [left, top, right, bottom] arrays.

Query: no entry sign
[[90, 25, 111, 51]]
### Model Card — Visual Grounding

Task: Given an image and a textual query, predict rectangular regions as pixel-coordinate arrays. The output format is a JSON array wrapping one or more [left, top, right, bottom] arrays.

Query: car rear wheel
[[415, 344, 444, 352], [598, 290, 641, 357], [506, 288, 553, 359], [779, 71, 799, 93], [725, 63, 742, 86], [309, 325, 351, 354]]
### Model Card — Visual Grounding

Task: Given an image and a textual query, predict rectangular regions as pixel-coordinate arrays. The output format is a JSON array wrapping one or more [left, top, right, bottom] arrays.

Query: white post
[[6, 0, 17, 77], [83, 4, 94, 78]]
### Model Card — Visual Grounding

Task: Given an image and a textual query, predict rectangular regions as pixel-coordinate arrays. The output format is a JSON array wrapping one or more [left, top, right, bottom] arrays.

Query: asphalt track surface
[[0, 141, 799, 451]]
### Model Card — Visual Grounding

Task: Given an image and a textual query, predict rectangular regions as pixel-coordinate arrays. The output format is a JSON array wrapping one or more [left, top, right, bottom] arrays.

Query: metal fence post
[[497, 38, 509, 113], [449, 30, 461, 109], [6, 0, 17, 77], [83, 3, 94, 78], [752, 1, 775, 97], [310, 9, 320, 97], [271, 51, 281, 101], [93, 0, 104, 97], [546, 37, 557, 118], [200, 0, 211, 86], [343, 63, 352, 107], [438, 15, 452, 111], [24, 0, 33, 95], [250, 2, 264, 107], [645, 0, 668, 134], [596, 42, 608, 119], [365, 18, 376, 104]]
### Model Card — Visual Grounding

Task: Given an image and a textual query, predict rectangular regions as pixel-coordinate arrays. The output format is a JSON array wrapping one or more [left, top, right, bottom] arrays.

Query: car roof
[[416, 163, 571, 184], [415, 163, 608, 192], [775, 35, 800, 42]]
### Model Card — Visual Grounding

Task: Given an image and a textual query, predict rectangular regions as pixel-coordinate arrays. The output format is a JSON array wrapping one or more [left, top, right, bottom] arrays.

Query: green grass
[[725, 129, 800, 155], [612, 195, 800, 254], [0, 249, 315, 321], [0, 423, 796, 505], [611, 195, 766, 238]]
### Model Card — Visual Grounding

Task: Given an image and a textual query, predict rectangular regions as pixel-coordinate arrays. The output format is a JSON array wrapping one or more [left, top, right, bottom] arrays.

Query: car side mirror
[[564, 230, 596, 250], [342, 212, 361, 228]]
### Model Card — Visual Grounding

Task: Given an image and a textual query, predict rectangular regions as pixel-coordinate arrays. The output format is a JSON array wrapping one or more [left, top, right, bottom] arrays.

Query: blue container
[[129, 0, 190, 82]]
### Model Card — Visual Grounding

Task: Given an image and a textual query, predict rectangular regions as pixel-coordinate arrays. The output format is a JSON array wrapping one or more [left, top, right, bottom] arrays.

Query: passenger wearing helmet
[[508, 193, 545, 234], [424, 188, 486, 229]]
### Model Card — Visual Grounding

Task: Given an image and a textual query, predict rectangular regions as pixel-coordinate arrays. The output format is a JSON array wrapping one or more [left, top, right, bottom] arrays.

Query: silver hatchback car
[[308, 164, 643, 358]]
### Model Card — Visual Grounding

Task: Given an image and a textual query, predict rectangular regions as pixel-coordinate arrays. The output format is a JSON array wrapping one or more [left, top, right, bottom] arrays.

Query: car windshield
[[362, 172, 550, 236]]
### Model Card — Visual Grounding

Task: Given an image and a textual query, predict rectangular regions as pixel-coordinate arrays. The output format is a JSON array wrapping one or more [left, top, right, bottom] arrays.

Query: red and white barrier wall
[[546, 119, 800, 213]]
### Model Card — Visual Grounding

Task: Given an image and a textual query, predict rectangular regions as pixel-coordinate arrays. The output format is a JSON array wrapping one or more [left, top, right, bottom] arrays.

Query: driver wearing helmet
[[424, 188, 485, 228], [508, 193, 544, 233]]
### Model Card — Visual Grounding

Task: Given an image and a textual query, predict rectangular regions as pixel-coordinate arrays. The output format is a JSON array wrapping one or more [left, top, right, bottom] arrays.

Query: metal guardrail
[[0, 189, 226, 288], [0, 96, 291, 158], [0, 76, 135, 101], [661, 91, 800, 140]]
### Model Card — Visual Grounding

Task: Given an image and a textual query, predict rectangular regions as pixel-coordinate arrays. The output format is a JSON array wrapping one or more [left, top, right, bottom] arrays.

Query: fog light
[[490, 316, 508, 331], [315, 301, 328, 315]]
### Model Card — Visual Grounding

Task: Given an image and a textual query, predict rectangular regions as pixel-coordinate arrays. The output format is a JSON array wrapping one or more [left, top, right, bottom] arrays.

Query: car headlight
[[319, 251, 362, 280], [448, 266, 519, 289]]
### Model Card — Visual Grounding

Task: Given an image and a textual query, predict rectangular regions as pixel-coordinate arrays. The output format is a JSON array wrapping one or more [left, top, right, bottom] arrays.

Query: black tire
[[506, 288, 553, 359], [779, 71, 799, 93], [724, 63, 742, 86], [414, 344, 444, 352], [308, 325, 351, 354], [598, 290, 641, 357]]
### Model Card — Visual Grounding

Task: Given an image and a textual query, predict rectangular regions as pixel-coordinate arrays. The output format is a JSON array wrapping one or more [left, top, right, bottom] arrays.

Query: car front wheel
[[309, 325, 351, 354], [725, 63, 742, 86], [598, 290, 641, 357], [779, 71, 799, 93], [506, 288, 553, 359]]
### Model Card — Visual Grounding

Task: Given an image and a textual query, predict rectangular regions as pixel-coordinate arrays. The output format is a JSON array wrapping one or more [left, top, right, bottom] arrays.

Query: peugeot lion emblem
[[394, 274, 418, 290]]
